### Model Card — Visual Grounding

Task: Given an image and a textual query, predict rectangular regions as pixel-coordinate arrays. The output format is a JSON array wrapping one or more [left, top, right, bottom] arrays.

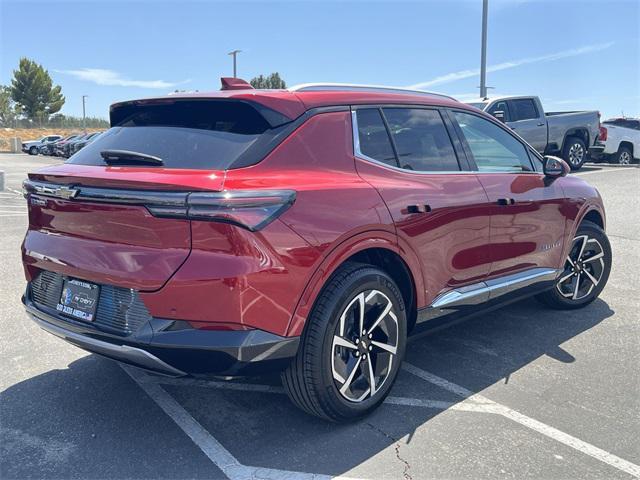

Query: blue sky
[[1, 0, 638, 120]]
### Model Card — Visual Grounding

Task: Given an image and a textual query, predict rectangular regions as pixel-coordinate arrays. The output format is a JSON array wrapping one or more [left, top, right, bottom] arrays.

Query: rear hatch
[[23, 98, 288, 291]]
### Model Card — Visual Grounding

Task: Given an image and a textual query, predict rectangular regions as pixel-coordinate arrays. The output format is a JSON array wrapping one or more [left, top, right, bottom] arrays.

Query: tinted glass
[[454, 111, 533, 172], [355, 109, 397, 166], [382, 108, 459, 171], [510, 99, 539, 121], [604, 119, 640, 129], [68, 100, 272, 170]]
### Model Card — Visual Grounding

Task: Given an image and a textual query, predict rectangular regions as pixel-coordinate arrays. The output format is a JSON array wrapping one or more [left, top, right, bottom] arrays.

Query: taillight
[[149, 190, 296, 231], [599, 126, 608, 141], [22, 179, 296, 232]]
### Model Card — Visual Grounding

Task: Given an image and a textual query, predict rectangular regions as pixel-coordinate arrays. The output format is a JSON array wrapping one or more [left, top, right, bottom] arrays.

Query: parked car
[[38, 135, 68, 156], [21, 80, 611, 421], [22, 135, 63, 155], [54, 134, 80, 157], [590, 118, 639, 165], [69, 131, 103, 156], [62, 133, 91, 158], [465, 95, 600, 170]]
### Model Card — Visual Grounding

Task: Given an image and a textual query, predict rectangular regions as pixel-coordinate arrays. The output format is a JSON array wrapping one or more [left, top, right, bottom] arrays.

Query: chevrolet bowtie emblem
[[34, 184, 80, 200], [54, 186, 79, 200]]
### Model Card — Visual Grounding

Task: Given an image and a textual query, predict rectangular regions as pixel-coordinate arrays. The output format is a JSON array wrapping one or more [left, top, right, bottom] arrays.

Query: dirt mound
[[0, 128, 104, 151]]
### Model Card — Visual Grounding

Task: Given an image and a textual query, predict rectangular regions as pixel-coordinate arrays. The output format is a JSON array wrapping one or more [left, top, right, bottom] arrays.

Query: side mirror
[[543, 156, 569, 178], [492, 110, 506, 123]]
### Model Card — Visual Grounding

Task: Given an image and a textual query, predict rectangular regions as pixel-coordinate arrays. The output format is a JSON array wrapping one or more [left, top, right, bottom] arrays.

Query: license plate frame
[[57, 278, 100, 322]]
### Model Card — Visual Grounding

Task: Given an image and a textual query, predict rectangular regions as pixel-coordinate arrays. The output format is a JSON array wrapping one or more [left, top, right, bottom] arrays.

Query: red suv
[[21, 80, 611, 421]]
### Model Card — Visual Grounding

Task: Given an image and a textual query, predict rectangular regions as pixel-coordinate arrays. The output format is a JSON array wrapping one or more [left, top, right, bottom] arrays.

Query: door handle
[[537, 122, 545, 126], [406, 204, 432, 214], [496, 198, 516, 206]]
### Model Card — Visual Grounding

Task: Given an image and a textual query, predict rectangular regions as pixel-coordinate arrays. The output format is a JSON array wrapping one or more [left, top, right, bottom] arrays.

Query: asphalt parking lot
[[1, 153, 638, 480]]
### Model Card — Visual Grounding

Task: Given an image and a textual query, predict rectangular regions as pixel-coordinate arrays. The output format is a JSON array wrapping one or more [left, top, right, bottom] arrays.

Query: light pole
[[228, 50, 242, 78], [81, 95, 88, 133], [479, 0, 489, 99]]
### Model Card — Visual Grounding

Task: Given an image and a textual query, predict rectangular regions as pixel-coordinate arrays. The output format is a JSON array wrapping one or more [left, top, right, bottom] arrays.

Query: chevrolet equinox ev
[[21, 79, 611, 421]]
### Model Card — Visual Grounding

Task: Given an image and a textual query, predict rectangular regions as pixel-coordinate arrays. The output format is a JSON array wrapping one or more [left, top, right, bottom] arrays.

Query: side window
[[488, 101, 510, 122], [382, 108, 460, 171], [453, 111, 534, 172], [509, 99, 539, 121], [355, 109, 397, 167]]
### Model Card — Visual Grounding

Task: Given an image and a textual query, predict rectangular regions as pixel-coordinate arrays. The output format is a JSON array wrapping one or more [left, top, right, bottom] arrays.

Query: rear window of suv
[[67, 100, 275, 170]]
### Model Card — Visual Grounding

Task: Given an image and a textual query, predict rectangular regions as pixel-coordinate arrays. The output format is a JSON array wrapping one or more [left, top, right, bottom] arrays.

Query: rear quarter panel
[[144, 111, 409, 337]]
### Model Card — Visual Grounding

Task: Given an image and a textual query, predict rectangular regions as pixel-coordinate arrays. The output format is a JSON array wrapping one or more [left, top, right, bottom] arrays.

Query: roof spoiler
[[220, 77, 254, 91]]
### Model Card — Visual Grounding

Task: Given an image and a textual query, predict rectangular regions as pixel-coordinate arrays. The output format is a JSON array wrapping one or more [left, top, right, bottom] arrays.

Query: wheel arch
[[581, 208, 605, 230], [562, 128, 589, 152], [619, 141, 634, 157], [286, 232, 424, 337], [559, 205, 607, 267]]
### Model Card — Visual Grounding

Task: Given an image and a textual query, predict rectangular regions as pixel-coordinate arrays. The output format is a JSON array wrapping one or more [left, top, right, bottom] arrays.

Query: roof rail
[[288, 83, 456, 101]]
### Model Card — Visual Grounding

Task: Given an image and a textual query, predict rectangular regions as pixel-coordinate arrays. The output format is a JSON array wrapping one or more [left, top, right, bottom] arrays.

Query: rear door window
[[355, 109, 397, 167], [67, 100, 274, 170], [509, 99, 539, 121], [382, 108, 460, 171]]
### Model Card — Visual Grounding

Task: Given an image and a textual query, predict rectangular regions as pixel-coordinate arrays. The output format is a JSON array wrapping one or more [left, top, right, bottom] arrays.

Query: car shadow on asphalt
[[1, 297, 615, 478]]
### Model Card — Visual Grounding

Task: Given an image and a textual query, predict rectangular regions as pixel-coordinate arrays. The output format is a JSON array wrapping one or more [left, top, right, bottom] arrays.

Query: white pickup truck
[[591, 118, 639, 165], [466, 95, 601, 170]]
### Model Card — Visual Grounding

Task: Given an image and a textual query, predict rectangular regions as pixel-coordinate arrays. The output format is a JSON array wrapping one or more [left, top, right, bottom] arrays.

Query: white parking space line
[[122, 365, 362, 480], [139, 372, 488, 412], [133, 361, 640, 479], [574, 168, 637, 176], [401, 363, 640, 479]]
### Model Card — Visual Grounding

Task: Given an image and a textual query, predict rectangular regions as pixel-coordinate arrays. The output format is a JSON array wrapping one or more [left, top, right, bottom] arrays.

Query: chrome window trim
[[351, 110, 543, 176]]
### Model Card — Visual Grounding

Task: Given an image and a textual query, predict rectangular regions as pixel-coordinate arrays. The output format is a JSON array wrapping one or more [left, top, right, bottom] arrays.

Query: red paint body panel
[[356, 160, 493, 302], [30, 165, 225, 191], [22, 199, 190, 290], [140, 219, 319, 335], [476, 173, 569, 278]]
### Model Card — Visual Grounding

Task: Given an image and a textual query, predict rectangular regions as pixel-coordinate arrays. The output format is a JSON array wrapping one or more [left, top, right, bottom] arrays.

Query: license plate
[[57, 278, 100, 322]]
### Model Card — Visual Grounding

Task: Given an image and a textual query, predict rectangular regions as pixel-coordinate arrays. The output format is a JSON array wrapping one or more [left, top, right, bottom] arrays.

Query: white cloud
[[407, 42, 615, 90], [57, 68, 189, 89]]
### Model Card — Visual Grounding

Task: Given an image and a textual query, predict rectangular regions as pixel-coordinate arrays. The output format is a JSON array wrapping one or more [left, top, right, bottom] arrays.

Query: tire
[[562, 136, 587, 170], [282, 262, 407, 422], [536, 220, 611, 310], [29, 146, 38, 155], [614, 146, 633, 165]]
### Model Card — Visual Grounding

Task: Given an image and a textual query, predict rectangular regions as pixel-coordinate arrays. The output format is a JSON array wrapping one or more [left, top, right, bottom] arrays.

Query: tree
[[0, 85, 19, 126], [250, 72, 286, 89], [10, 58, 65, 120]]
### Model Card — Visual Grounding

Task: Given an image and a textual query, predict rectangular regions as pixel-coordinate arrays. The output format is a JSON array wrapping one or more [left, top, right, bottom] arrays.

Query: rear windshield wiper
[[100, 149, 164, 166]]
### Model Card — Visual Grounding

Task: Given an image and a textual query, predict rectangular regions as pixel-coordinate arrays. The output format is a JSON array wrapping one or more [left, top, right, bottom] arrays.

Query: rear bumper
[[22, 293, 299, 377], [589, 143, 606, 159]]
